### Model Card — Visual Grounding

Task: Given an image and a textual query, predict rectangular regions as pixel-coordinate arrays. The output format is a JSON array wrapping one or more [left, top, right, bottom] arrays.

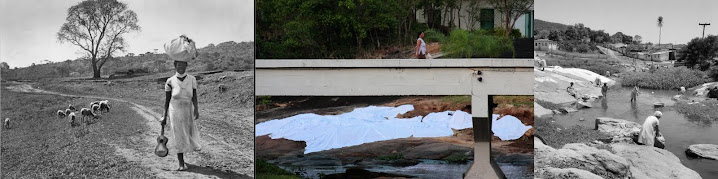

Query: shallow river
[[550, 85, 718, 178]]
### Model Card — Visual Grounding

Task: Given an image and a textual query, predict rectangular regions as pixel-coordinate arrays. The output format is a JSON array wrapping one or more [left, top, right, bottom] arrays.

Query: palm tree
[[657, 16, 663, 50]]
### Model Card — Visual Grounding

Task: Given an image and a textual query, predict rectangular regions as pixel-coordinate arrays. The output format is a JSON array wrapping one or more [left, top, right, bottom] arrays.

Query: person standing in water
[[601, 83, 608, 97], [637, 111, 665, 149], [416, 32, 426, 59], [630, 86, 640, 103], [162, 35, 201, 171]]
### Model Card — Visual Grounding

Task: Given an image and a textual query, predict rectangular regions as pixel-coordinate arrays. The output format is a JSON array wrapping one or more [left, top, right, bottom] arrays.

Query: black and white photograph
[[534, 0, 718, 178], [1, 0, 254, 178]]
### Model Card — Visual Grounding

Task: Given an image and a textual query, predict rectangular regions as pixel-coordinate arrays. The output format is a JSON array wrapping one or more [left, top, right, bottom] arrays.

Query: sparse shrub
[[376, 154, 403, 161], [444, 153, 468, 163], [621, 67, 707, 89], [544, 56, 620, 75]]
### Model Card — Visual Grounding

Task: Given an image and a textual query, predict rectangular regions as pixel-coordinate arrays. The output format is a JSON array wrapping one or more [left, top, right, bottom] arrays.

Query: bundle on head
[[90, 101, 100, 108], [91, 104, 100, 113], [68, 104, 76, 111], [68, 112, 77, 127]]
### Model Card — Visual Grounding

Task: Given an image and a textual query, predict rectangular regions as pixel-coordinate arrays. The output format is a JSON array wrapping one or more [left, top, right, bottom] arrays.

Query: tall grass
[[256, 160, 301, 179], [441, 29, 514, 58], [620, 67, 707, 89], [423, 29, 447, 43]]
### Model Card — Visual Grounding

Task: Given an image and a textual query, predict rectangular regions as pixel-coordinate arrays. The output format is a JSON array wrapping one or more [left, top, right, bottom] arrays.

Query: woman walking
[[162, 35, 201, 171], [416, 32, 426, 59]]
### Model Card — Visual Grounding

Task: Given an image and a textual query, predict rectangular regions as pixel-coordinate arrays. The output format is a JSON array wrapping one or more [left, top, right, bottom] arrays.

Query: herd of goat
[[3, 100, 113, 130]]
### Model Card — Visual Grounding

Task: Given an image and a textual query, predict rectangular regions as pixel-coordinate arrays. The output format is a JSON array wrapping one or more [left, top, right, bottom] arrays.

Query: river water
[[550, 85, 718, 178]]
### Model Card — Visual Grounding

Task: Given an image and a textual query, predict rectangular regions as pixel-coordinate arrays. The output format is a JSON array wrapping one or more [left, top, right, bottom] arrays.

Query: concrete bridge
[[256, 59, 534, 179]]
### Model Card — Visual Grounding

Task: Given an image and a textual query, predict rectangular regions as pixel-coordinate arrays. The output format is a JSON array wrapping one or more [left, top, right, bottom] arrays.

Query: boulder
[[594, 117, 641, 143], [685, 144, 718, 160], [534, 67, 615, 109], [534, 102, 553, 118], [547, 143, 632, 178], [611, 143, 701, 179], [538, 167, 604, 179]]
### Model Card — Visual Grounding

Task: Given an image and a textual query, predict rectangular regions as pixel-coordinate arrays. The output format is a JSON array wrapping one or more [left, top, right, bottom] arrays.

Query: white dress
[[418, 38, 427, 55], [638, 116, 659, 146], [165, 74, 201, 153]]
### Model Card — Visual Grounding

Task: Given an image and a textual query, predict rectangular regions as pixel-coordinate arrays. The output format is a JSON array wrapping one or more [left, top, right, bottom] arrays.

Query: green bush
[[620, 67, 707, 89], [442, 29, 514, 58], [423, 29, 446, 43]]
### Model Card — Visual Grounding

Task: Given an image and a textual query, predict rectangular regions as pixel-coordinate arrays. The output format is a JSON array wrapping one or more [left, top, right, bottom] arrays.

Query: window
[[480, 9, 494, 30]]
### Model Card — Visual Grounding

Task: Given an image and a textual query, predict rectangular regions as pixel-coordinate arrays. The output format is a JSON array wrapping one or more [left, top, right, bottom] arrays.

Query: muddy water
[[551, 85, 718, 178]]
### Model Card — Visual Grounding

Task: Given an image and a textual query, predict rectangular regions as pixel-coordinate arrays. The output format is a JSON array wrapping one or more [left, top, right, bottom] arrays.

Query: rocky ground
[[5, 70, 255, 178], [535, 117, 701, 179]]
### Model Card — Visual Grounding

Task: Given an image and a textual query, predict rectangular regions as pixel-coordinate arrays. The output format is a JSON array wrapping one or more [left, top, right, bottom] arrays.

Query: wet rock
[[547, 143, 631, 178], [594, 117, 640, 143], [685, 144, 718, 160], [611, 143, 701, 179], [290, 154, 342, 166]]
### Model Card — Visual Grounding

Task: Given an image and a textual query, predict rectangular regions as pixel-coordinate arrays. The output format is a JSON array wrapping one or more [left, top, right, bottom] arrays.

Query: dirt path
[[6, 83, 251, 179]]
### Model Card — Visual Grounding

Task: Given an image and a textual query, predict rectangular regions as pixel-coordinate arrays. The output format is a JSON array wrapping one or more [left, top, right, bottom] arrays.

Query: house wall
[[415, 2, 533, 37]]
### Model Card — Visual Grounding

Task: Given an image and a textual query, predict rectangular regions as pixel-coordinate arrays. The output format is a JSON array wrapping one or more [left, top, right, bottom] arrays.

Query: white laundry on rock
[[491, 114, 533, 141], [255, 105, 476, 154]]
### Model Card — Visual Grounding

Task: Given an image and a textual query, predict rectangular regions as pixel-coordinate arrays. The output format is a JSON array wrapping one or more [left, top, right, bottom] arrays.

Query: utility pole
[[699, 23, 710, 38]]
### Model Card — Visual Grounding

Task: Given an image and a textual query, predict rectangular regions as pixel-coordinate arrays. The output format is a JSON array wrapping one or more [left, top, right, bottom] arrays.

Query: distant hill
[[535, 19, 571, 32], [1, 41, 254, 81]]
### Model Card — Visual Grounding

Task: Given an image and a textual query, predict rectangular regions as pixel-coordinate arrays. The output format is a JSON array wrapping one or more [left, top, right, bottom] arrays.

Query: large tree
[[679, 35, 718, 70], [57, 0, 139, 78], [488, 0, 533, 36]]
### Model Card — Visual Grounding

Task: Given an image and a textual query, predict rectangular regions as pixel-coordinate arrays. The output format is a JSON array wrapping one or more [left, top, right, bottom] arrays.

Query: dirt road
[[5, 83, 252, 179]]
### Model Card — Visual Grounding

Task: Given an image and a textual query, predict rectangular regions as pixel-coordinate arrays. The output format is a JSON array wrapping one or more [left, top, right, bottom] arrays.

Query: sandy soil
[[7, 71, 254, 178]]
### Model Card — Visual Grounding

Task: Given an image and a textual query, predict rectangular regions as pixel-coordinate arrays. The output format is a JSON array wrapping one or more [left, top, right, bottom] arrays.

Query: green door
[[480, 9, 494, 30]]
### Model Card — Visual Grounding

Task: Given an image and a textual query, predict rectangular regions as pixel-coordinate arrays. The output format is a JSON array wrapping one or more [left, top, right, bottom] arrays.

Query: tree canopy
[[57, 0, 139, 78], [679, 35, 718, 70]]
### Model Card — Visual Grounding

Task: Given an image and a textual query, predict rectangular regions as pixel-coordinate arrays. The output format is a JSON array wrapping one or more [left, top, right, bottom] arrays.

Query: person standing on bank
[[162, 35, 201, 171], [416, 32, 426, 59]]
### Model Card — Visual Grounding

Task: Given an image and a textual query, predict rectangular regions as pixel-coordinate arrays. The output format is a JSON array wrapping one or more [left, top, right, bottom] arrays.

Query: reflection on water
[[550, 85, 718, 178], [280, 160, 471, 179]]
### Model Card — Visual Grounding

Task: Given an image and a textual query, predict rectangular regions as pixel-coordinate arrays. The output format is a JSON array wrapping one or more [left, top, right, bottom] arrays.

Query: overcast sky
[[537, 0, 716, 45], [1, 0, 253, 68]]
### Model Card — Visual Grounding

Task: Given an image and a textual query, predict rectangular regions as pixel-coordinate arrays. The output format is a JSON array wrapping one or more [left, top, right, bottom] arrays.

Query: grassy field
[[1, 87, 156, 178], [620, 67, 708, 90]]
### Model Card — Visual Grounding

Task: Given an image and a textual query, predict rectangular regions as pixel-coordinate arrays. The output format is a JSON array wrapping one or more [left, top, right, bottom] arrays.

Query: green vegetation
[[441, 95, 471, 104], [423, 29, 447, 43], [256, 160, 302, 179], [443, 153, 469, 163], [535, 20, 638, 53], [376, 154, 404, 161], [620, 67, 707, 90], [544, 55, 621, 75], [441, 29, 515, 58], [494, 95, 534, 108], [257, 96, 273, 105]]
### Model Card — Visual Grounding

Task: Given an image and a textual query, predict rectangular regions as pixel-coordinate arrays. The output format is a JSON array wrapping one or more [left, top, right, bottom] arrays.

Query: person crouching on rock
[[637, 111, 665, 149], [567, 82, 578, 98], [162, 35, 202, 171]]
